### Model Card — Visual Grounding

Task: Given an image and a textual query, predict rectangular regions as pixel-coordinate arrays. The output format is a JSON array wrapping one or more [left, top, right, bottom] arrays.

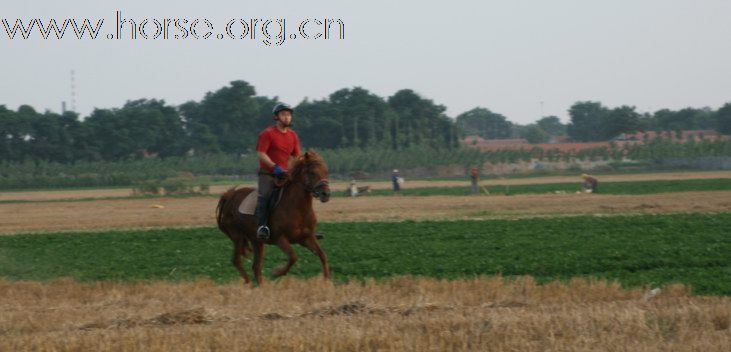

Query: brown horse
[[215, 150, 331, 284]]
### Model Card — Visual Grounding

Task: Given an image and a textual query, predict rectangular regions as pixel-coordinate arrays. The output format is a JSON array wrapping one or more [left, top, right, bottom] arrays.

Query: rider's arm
[[258, 151, 276, 169], [287, 132, 303, 165], [256, 130, 278, 169], [292, 132, 302, 157]]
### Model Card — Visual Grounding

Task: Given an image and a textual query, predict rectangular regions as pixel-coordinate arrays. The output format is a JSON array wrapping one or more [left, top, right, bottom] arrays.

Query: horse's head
[[290, 150, 331, 202]]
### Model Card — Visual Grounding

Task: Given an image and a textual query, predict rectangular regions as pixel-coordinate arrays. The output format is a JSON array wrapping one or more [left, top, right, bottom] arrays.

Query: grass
[[371, 166, 705, 182], [1, 178, 730, 205], [0, 213, 729, 295], [0, 193, 214, 205], [373, 178, 731, 196]]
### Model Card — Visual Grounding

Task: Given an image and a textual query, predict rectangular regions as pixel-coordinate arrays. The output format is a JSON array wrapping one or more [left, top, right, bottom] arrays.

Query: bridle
[[305, 176, 330, 199], [293, 163, 330, 199]]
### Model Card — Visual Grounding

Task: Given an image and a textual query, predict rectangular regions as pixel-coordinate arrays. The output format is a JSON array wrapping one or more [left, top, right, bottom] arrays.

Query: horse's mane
[[289, 150, 326, 178]]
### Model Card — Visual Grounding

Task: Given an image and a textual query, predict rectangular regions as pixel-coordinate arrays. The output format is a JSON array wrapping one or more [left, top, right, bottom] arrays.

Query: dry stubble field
[[1, 277, 729, 351]]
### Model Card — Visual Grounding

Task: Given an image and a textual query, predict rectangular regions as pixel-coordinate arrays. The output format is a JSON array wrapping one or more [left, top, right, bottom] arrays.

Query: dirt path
[[1, 170, 730, 202], [1, 191, 730, 234]]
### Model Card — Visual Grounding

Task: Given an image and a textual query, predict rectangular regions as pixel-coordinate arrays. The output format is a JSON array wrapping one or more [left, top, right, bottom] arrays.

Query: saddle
[[237, 186, 285, 215]]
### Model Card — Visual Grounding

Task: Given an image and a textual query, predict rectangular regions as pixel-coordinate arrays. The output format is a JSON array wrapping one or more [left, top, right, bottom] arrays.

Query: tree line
[[1, 79, 730, 163], [458, 102, 731, 143], [564, 101, 731, 142]]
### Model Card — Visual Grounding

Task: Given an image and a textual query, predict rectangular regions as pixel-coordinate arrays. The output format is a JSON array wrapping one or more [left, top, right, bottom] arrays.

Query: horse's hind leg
[[252, 241, 266, 285], [242, 242, 252, 258], [272, 237, 297, 278], [231, 236, 251, 284], [303, 236, 330, 280]]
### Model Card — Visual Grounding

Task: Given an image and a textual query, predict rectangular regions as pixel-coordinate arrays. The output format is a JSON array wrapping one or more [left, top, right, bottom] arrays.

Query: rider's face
[[277, 110, 293, 126]]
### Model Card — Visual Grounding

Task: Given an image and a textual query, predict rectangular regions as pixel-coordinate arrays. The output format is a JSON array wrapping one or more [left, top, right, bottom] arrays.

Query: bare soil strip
[[0, 277, 728, 351], [1, 191, 730, 234], [2, 170, 730, 202]]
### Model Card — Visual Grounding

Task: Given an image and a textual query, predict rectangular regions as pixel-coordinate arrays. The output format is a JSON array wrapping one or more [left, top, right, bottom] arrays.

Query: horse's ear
[[304, 151, 310, 160]]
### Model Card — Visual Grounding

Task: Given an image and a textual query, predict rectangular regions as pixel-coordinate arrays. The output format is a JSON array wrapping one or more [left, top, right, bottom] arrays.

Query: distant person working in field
[[346, 179, 371, 197], [391, 169, 401, 194], [470, 166, 480, 194], [348, 180, 358, 197], [254, 103, 302, 240], [580, 173, 599, 193]]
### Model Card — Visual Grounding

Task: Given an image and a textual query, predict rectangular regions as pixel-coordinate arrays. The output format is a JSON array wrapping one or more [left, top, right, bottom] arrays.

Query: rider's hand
[[273, 164, 285, 176]]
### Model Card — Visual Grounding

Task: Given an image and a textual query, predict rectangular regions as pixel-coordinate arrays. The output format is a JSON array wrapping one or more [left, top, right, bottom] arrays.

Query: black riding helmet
[[272, 103, 293, 117]]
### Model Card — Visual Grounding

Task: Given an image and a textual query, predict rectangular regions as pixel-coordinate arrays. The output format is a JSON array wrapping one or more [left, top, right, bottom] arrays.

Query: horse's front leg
[[303, 236, 330, 280], [272, 237, 297, 278], [252, 241, 266, 285]]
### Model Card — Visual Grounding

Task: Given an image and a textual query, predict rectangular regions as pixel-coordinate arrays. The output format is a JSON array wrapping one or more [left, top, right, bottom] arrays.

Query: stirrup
[[257, 225, 270, 240]]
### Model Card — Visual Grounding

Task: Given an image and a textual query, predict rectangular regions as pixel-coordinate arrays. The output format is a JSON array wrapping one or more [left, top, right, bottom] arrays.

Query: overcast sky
[[1, 0, 730, 124]]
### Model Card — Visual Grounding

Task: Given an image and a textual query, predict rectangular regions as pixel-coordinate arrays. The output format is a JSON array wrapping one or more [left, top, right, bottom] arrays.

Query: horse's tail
[[216, 186, 238, 233]]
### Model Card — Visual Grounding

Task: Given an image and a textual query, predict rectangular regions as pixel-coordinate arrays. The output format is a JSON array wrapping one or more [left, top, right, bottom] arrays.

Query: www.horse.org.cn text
[[1, 10, 346, 46]]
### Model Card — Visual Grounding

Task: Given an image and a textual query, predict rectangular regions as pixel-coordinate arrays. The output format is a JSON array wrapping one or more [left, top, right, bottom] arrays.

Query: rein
[[267, 169, 329, 197]]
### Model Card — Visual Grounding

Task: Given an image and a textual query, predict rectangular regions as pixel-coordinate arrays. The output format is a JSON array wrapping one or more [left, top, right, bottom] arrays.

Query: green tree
[[0, 105, 30, 161], [63, 111, 101, 161], [600, 105, 640, 140], [26, 110, 79, 162], [179, 101, 220, 155], [536, 116, 566, 136], [637, 112, 657, 132], [653, 107, 713, 131], [180, 80, 266, 155], [328, 87, 393, 148], [122, 99, 187, 157], [567, 101, 608, 141], [522, 124, 550, 144], [455, 107, 512, 140], [388, 89, 454, 149], [294, 98, 344, 149], [86, 99, 186, 160], [717, 102, 731, 135]]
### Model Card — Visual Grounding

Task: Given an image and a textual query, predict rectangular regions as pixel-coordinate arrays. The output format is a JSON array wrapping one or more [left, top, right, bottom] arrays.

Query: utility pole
[[540, 101, 544, 118], [70, 70, 77, 113]]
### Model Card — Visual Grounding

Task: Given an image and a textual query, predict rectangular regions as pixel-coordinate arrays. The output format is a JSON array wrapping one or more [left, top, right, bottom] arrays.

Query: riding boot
[[254, 195, 271, 240]]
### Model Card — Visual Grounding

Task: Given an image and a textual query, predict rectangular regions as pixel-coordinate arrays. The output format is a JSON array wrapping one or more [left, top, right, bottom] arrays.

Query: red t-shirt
[[256, 126, 302, 171]]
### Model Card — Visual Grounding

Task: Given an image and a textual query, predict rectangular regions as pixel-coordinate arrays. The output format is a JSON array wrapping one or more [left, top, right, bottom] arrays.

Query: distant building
[[547, 135, 570, 144], [462, 136, 528, 151], [612, 130, 727, 142], [462, 130, 728, 155], [462, 135, 610, 152]]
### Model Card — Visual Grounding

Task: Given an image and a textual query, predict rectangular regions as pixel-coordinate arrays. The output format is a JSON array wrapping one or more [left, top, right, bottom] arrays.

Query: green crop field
[[1, 213, 729, 295]]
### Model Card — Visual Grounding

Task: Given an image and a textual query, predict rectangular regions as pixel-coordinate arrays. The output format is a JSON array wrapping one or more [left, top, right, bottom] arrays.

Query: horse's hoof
[[272, 267, 288, 277], [315, 233, 324, 240]]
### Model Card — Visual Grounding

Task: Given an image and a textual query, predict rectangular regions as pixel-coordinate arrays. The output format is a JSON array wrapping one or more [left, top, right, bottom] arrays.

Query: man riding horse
[[255, 102, 301, 240]]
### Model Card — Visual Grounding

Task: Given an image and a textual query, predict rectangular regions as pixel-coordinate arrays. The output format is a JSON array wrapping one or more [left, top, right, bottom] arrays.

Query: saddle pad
[[237, 190, 258, 215], [237, 187, 286, 215]]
